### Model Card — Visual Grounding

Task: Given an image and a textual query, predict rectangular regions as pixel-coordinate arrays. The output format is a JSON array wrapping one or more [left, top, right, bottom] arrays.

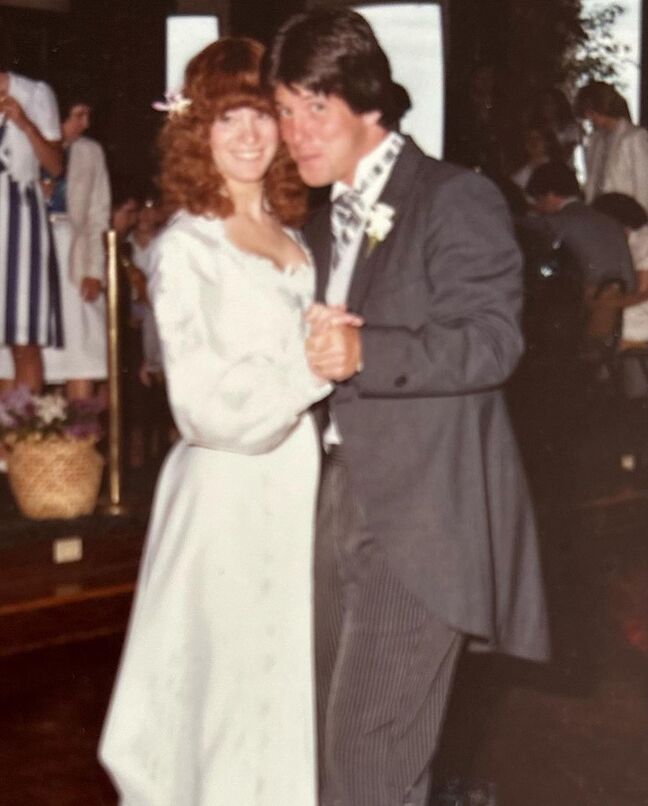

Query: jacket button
[[394, 375, 407, 387]]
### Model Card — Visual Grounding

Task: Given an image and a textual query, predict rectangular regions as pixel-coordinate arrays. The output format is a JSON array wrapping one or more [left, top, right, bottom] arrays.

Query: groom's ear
[[361, 109, 382, 128]]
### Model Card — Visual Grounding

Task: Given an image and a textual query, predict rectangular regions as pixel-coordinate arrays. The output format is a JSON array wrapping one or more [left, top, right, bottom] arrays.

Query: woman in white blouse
[[40, 89, 111, 398], [0, 66, 63, 391]]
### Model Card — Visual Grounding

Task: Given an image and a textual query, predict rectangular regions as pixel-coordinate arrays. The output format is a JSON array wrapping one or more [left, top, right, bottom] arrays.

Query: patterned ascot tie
[[330, 189, 366, 271], [329, 132, 405, 272]]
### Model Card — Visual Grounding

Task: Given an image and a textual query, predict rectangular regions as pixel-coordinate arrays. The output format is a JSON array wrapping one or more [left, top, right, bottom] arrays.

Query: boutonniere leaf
[[365, 202, 395, 256]]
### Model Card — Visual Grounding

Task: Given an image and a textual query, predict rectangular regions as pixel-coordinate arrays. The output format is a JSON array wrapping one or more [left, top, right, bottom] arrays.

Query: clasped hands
[[305, 303, 364, 382]]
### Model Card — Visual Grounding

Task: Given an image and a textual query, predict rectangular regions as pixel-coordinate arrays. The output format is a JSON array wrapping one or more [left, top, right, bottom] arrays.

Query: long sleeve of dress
[[150, 226, 331, 454]]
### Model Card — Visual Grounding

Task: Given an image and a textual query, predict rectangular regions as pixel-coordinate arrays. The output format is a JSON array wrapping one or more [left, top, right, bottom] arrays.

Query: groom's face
[[275, 84, 380, 188]]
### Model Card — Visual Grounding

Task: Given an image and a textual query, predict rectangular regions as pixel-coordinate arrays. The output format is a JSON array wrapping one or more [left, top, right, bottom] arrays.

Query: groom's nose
[[282, 112, 310, 149]]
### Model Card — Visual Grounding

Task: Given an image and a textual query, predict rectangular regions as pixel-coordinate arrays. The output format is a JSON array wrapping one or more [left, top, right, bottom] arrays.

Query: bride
[[99, 38, 357, 805]]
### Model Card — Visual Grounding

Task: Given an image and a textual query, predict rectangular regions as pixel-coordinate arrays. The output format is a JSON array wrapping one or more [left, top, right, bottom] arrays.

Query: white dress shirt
[[324, 131, 403, 445]]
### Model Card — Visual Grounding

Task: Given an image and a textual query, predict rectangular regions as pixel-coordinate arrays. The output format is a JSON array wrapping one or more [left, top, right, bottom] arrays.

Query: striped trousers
[[315, 449, 463, 806]]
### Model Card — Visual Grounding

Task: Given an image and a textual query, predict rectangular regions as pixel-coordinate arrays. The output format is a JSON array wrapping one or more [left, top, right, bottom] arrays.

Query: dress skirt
[[42, 216, 107, 382], [0, 168, 63, 347], [99, 414, 320, 806]]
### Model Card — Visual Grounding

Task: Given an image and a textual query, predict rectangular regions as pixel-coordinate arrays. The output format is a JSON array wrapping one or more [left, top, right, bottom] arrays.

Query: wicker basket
[[7, 437, 104, 520]]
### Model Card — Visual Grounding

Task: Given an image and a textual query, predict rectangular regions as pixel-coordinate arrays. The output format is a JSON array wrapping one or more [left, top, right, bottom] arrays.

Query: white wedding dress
[[99, 212, 330, 806]]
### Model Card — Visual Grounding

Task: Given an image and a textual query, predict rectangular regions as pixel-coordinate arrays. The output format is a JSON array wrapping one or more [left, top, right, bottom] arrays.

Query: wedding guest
[[575, 82, 648, 212], [525, 161, 635, 297], [531, 87, 582, 165], [41, 87, 111, 400], [0, 58, 63, 392]]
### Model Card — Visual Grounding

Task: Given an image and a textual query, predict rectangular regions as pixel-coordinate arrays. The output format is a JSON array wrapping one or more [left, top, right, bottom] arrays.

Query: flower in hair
[[152, 89, 192, 118]]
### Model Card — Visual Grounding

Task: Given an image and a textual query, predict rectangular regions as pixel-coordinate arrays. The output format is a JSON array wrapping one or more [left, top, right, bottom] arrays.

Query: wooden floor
[[0, 492, 647, 805], [0, 474, 152, 806], [1, 379, 647, 805]]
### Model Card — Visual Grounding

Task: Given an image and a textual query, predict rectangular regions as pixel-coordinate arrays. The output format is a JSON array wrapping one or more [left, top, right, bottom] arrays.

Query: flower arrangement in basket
[[0, 387, 105, 519]]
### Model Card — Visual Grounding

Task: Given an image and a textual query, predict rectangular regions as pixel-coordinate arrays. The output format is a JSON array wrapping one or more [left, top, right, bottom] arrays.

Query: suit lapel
[[347, 138, 425, 312], [304, 138, 426, 309]]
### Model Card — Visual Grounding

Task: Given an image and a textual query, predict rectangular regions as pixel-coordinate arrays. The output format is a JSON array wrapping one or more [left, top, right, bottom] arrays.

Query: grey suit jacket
[[304, 138, 549, 662], [525, 200, 635, 292]]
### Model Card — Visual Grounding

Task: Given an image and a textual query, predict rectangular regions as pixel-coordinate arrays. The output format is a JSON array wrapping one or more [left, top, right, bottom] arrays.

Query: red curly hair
[[158, 37, 307, 226]]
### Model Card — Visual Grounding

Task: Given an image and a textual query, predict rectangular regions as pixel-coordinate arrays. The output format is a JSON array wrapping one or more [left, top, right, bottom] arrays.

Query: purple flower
[[63, 422, 103, 440], [67, 396, 105, 417], [0, 385, 33, 417], [0, 404, 16, 428]]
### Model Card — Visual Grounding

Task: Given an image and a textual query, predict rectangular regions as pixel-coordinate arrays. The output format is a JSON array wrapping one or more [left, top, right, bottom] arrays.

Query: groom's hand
[[305, 303, 364, 335], [306, 324, 362, 382]]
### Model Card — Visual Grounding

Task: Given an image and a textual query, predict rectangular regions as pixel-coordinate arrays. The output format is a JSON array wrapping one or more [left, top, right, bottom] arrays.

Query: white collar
[[330, 131, 404, 202]]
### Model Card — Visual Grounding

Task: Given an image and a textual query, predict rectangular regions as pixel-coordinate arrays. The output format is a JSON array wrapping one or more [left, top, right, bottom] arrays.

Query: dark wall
[[230, 0, 304, 42], [66, 0, 171, 197], [445, 0, 505, 89], [1, 0, 172, 197], [0, 6, 68, 77]]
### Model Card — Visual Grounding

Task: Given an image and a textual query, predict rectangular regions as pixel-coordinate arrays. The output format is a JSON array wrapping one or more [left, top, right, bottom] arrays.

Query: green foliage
[[502, 0, 629, 114], [505, 0, 586, 101], [573, 2, 631, 85]]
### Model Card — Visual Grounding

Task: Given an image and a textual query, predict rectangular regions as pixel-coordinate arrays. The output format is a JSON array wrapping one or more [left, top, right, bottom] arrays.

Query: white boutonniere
[[365, 202, 395, 256]]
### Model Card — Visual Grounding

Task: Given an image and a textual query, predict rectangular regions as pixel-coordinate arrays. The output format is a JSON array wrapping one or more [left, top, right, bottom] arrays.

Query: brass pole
[[103, 229, 126, 514]]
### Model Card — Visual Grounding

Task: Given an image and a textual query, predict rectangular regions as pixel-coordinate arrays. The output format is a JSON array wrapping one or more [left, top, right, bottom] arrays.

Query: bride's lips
[[232, 151, 264, 160]]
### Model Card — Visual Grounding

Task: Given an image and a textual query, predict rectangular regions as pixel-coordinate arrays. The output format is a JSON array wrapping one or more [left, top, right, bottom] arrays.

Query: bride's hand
[[305, 303, 364, 335]]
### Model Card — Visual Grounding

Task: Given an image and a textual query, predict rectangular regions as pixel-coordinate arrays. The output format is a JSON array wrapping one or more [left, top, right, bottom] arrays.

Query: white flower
[[0, 404, 14, 428], [33, 394, 67, 426], [152, 89, 192, 118], [365, 202, 395, 254]]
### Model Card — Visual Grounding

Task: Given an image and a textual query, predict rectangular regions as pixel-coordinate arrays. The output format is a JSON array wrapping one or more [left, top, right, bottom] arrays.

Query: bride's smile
[[210, 106, 278, 187]]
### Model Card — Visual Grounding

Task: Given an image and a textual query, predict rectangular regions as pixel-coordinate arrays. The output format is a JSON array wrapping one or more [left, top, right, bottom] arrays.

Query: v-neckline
[[218, 218, 309, 274]]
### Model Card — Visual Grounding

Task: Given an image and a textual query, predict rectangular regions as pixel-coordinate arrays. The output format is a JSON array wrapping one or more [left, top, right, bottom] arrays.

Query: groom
[[265, 9, 549, 806]]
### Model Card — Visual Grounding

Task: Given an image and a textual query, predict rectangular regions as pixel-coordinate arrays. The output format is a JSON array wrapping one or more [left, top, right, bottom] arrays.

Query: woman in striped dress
[[0, 69, 63, 391]]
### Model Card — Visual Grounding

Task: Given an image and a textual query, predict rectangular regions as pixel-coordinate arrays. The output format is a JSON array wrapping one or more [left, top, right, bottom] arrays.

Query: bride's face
[[210, 106, 279, 188]]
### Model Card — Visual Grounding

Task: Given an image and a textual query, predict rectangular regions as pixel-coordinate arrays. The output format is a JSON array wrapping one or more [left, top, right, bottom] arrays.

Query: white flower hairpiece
[[152, 89, 192, 118], [365, 202, 395, 255]]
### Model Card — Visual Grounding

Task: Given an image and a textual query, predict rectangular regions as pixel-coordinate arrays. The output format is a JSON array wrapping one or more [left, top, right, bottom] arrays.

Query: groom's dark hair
[[263, 7, 411, 129]]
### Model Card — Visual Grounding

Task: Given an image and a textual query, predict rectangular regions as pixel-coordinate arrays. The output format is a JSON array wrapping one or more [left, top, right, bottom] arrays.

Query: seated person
[[525, 161, 636, 298]]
